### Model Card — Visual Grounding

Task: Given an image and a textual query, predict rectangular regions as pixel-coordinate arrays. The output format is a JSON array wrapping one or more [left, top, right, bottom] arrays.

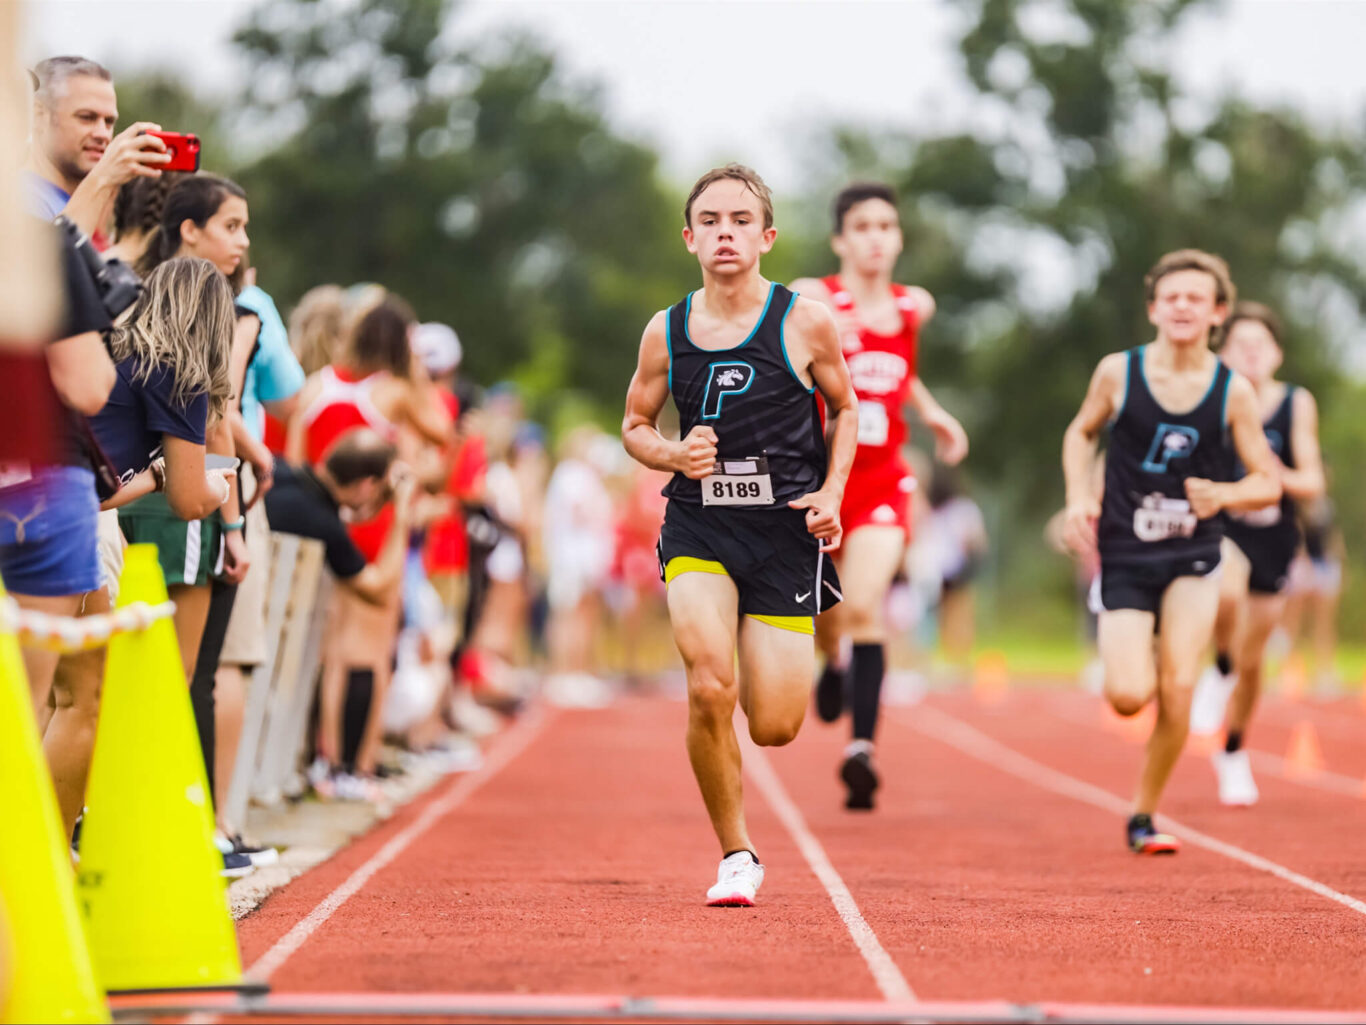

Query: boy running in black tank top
[[1188, 302, 1325, 806], [1061, 250, 1281, 854], [622, 165, 858, 905]]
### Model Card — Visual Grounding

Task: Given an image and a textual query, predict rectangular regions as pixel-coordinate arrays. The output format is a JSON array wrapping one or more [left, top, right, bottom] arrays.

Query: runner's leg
[[1225, 593, 1287, 743], [666, 570, 747, 855], [737, 616, 813, 747], [838, 525, 906, 743], [1097, 609, 1157, 717], [1136, 573, 1219, 814]]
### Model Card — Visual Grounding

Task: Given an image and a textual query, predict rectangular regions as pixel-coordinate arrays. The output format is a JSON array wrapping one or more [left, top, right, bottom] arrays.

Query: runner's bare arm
[[906, 285, 936, 326], [907, 377, 968, 465], [1281, 387, 1326, 501], [1186, 374, 1281, 518], [622, 311, 716, 479], [790, 297, 857, 551], [788, 277, 834, 307], [1061, 353, 1125, 554]]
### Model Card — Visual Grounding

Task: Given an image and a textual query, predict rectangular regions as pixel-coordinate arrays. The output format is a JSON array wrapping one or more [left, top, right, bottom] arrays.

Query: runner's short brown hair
[[684, 163, 774, 229], [1144, 249, 1236, 307]]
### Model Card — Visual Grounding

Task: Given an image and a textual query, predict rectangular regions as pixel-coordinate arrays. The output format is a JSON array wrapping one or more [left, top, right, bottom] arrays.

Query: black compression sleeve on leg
[[341, 669, 375, 773], [189, 579, 238, 806], [1225, 730, 1243, 753], [850, 643, 886, 743]]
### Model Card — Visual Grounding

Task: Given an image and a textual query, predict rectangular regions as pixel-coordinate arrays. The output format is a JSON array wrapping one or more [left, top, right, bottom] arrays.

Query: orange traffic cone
[[1284, 721, 1325, 779], [972, 651, 1009, 706], [1279, 653, 1307, 701]]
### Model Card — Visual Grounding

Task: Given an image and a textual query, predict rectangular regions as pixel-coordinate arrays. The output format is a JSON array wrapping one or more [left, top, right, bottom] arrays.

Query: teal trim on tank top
[[776, 290, 812, 393], [1135, 342, 1224, 418], [665, 309, 673, 393], [681, 283, 776, 352]]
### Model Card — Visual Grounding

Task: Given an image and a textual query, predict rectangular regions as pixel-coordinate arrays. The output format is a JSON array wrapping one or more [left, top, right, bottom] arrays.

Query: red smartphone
[[145, 130, 201, 172]]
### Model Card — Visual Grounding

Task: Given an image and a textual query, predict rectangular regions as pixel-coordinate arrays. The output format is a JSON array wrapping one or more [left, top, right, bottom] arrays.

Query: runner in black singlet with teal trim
[[622, 164, 858, 907], [1188, 302, 1326, 807], [1062, 250, 1281, 856]]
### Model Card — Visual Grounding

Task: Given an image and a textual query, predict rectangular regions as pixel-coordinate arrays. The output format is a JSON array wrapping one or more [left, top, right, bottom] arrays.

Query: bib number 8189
[[711, 479, 763, 500]]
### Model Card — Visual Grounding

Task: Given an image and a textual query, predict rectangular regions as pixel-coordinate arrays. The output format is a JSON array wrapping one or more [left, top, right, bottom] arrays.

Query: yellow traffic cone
[[0, 577, 107, 1024], [76, 545, 242, 992]]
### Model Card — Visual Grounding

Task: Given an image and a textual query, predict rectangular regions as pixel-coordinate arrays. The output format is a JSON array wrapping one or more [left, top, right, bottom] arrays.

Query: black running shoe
[[815, 664, 847, 723], [231, 834, 280, 868], [841, 750, 879, 810], [1126, 813, 1180, 855], [222, 851, 255, 878]]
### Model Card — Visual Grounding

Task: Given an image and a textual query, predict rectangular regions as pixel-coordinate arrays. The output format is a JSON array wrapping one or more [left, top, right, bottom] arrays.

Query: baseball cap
[[412, 321, 462, 375]]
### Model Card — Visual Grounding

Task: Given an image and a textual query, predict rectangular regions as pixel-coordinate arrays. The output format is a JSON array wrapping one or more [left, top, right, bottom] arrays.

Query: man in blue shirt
[[25, 56, 169, 237]]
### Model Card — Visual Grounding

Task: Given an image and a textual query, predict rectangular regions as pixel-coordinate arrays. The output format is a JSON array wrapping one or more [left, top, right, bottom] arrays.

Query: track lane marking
[[244, 708, 553, 983], [743, 743, 916, 1002], [909, 705, 1366, 917]]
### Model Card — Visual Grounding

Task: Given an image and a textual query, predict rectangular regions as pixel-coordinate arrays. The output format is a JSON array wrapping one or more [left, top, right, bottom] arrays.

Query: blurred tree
[[229, 0, 692, 420], [802, 0, 1366, 633]]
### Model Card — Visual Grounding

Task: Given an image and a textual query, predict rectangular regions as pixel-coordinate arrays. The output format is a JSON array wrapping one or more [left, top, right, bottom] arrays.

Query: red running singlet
[[298, 365, 398, 466], [822, 275, 920, 538]]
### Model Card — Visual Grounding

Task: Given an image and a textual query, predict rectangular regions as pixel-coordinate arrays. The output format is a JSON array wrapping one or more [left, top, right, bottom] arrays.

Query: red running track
[[161, 686, 1366, 1022]]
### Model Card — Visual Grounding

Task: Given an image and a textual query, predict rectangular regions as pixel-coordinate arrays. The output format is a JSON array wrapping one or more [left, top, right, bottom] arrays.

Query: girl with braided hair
[[107, 171, 188, 270]]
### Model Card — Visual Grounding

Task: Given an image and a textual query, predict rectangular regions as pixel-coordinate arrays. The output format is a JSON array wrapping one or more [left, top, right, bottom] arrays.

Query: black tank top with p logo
[[663, 283, 826, 506], [1225, 384, 1299, 548], [1099, 345, 1235, 565]]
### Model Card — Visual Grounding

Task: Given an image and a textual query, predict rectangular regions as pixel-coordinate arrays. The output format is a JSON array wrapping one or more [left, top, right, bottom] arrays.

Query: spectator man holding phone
[[25, 56, 169, 237]]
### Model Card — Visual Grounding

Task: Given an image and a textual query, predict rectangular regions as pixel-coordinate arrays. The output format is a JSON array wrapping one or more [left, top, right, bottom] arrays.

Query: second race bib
[[857, 401, 890, 447]]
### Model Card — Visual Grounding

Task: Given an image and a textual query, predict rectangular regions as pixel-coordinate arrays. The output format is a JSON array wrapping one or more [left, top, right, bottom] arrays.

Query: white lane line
[[909, 705, 1366, 918], [245, 708, 552, 983], [743, 744, 916, 1002], [1044, 697, 1366, 799]]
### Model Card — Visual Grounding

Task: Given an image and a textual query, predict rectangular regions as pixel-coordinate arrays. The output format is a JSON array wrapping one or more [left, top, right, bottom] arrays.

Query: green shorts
[[118, 492, 223, 588]]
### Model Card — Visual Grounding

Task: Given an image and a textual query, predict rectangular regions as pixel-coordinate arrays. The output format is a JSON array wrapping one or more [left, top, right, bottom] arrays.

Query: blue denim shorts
[[0, 465, 101, 597]]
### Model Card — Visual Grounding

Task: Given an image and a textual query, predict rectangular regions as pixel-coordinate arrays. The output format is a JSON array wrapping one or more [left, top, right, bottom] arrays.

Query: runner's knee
[[687, 667, 736, 723], [748, 714, 800, 747]]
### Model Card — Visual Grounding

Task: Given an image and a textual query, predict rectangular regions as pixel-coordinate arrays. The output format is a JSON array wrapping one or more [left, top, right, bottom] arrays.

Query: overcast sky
[[23, 0, 1366, 190]]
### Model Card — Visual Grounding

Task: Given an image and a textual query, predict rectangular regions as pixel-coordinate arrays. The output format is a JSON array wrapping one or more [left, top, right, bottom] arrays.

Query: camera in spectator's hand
[[55, 215, 142, 319]]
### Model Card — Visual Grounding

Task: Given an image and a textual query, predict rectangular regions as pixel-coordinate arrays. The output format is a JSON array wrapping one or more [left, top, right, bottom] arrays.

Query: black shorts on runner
[[656, 500, 842, 622], [1097, 550, 1220, 616], [1225, 524, 1296, 596]]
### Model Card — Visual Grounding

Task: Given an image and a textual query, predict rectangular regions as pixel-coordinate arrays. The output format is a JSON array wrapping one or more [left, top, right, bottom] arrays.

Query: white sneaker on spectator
[[1189, 666, 1234, 736], [706, 850, 764, 907], [1213, 749, 1259, 806], [331, 772, 383, 803], [448, 690, 503, 738]]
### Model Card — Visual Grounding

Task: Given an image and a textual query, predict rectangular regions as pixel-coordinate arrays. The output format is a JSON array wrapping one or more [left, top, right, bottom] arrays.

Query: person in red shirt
[[792, 182, 968, 810]]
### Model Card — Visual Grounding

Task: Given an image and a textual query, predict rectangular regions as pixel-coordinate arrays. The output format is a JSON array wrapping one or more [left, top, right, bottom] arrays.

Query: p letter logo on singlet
[[1142, 424, 1200, 474], [702, 362, 755, 420]]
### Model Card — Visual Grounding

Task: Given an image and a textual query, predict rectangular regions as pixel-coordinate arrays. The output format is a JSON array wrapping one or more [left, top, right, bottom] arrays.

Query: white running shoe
[[1213, 749, 1260, 807], [1189, 666, 1235, 736], [705, 851, 764, 907]]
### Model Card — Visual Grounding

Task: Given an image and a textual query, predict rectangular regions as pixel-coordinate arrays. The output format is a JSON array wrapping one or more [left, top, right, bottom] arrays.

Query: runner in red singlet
[[792, 182, 968, 810]]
